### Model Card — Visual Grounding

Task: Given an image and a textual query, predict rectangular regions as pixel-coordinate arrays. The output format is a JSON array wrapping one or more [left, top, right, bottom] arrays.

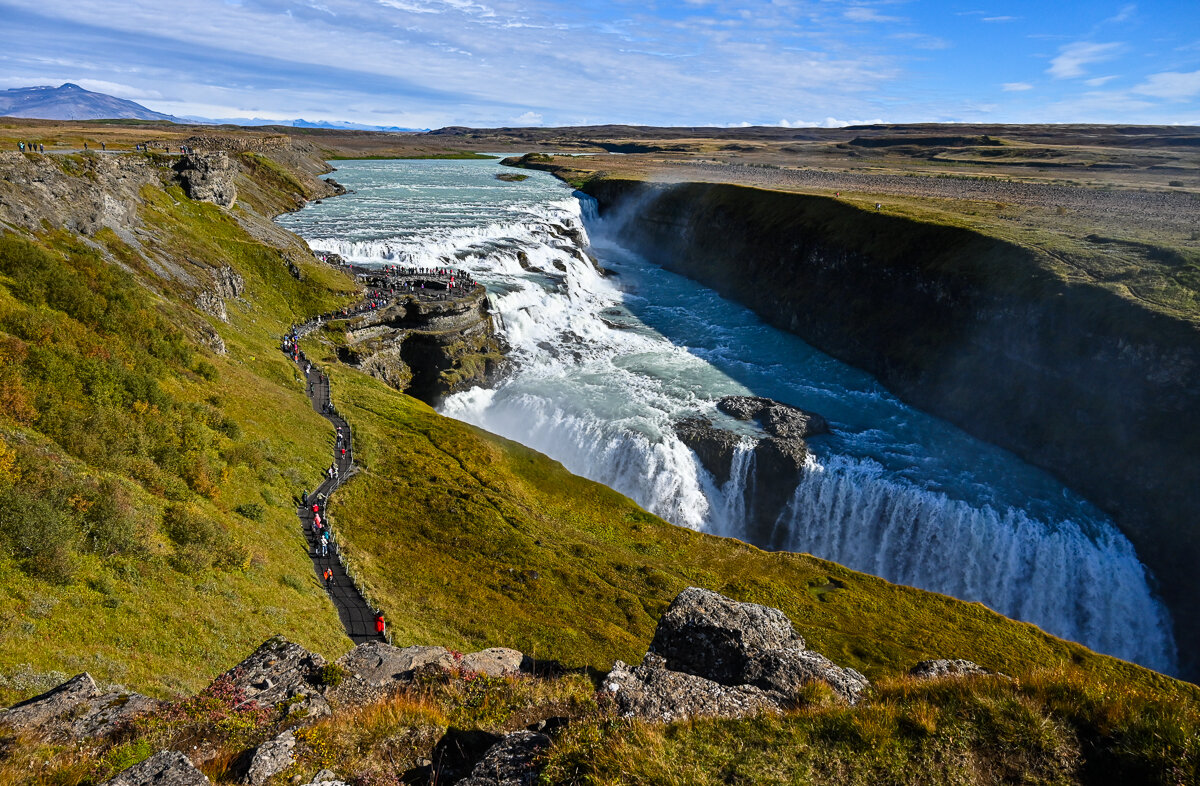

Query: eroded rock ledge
[[332, 285, 506, 406], [674, 396, 829, 544]]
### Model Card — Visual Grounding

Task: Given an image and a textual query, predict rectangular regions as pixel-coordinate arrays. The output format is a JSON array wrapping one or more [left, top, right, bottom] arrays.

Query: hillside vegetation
[[0, 132, 1197, 784]]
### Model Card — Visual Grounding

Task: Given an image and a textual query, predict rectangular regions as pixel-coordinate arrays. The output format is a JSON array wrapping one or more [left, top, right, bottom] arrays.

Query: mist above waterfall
[[278, 158, 1177, 674]]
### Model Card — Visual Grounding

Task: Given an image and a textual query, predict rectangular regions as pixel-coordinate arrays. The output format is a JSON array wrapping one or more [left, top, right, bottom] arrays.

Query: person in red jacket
[[375, 613, 385, 636]]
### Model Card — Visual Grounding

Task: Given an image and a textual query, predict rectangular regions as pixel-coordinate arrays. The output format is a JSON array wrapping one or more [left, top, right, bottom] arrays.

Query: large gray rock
[[601, 660, 782, 723], [744, 649, 870, 704], [910, 659, 1001, 680], [218, 636, 329, 719], [673, 417, 746, 485], [717, 396, 829, 439], [649, 587, 804, 685], [0, 672, 160, 742], [457, 730, 551, 786], [336, 642, 456, 686], [174, 152, 236, 208], [103, 750, 210, 786], [244, 729, 295, 785], [460, 648, 528, 678]]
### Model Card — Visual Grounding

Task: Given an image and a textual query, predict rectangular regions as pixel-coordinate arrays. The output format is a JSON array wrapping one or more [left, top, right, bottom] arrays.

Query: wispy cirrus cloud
[[1002, 82, 1033, 91], [1133, 70, 1200, 101], [1047, 41, 1122, 79]]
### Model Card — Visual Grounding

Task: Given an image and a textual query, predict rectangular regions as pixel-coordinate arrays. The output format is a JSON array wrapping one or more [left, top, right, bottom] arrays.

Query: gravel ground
[[646, 161, 1200, 237]]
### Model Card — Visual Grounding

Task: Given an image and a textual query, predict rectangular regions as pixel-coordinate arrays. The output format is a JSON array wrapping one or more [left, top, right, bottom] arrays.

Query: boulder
[[301, 771, 347, 786], [429, 728, 503, 785], [336, 642, 456, 686], [910, 659, 1000, 680], [218, 636, 328, 719], [601, 660, 782, 722], [103, 750, 210, 786], [0, 672, 160, 742], [673, 417, 745, 485], [457, 730, 551, 786], [649, 587, 804, 685], [748, 436, 809, 545], [460, 648, 528, 678], [244, 729, 295, 786], [744, 649, 870, 705], [174, 152, 236, 208], [717, 396, 829, 439]]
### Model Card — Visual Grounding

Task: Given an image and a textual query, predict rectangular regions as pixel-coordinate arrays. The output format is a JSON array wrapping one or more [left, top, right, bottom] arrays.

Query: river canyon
[[277, 158, 1177, 675]]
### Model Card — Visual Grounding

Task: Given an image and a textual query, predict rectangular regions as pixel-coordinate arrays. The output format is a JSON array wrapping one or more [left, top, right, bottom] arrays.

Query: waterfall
[[278, 159, 1178, 675]]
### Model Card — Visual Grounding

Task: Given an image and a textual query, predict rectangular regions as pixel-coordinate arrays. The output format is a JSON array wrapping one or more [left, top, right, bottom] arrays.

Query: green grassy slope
[[314, 357, 1191, 699], [0, 156, 359, 703]]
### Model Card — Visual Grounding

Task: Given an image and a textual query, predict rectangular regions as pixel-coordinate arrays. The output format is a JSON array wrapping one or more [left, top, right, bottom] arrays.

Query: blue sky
[[2, 0, 1198, 127]]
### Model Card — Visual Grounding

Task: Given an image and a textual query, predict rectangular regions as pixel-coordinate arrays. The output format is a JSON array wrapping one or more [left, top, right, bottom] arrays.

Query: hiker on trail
[[323, 568, 334, 587], [302, 490, 309, 507], [101, 142, 106, 151], [375, 613, 385, 635], [320, 538, 328, 557], [313, 502, 320, 515], [18, 142, 24, 152]]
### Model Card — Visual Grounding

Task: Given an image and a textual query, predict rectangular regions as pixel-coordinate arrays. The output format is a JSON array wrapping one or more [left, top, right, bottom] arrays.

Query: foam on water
[[278, 158, 1177, 673]]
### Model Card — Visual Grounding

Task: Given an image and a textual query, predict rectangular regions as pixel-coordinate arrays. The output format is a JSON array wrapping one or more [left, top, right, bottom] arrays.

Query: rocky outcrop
[[910, 659, 1001, 679], [457, 731, 551, 786], [717, 396, 829, 439], [337, 642, 457, 686], [460, 647, 529, 677], [605, 588, 869, 721], [103, 751, 210, 786], [218, 636, 329, 720], [244, 729, 295, 786], [0, 671, 159, 742], [601, 659, 782, 722], [649, 587, 804, 683], [675, 397, 825, 543], [587, 176, 1200, 678], [174, 152, 237, 208], [672, 417, 745, 484], [335, 286, 505, 405]]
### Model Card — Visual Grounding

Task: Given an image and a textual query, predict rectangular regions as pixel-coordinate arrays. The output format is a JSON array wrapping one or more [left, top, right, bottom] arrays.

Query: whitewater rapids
[[277, 159, 1177, 673]]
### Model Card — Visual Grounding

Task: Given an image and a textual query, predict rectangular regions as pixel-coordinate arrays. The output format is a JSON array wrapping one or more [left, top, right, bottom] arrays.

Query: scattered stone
[[460, 648, 528, 678], [649, 587, 805, 685], [0, 672, 160, 742], [744, 649, 870, 704], [103, 750, 210, 786], [219, 637, 329, 719], [297, 769, 348, 786], [910, 659, 1001, 679], [336, 642, 456, 686], [244, 729, 295, 786], [602, 660, 782, 722], [429, 728, 503, 785], [457, 731, 551, 786]]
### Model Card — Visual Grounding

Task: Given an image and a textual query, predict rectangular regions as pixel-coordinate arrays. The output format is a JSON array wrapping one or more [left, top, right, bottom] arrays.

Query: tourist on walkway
[[375, 613, 386, 636]]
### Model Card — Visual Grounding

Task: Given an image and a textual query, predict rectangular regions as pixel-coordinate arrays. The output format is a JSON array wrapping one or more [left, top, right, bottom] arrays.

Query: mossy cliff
[[583, 177, 1200, 678]]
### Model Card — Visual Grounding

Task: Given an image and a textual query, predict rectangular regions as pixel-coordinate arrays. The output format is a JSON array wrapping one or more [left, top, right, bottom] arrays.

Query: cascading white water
[[277, 158, 1177, 674]]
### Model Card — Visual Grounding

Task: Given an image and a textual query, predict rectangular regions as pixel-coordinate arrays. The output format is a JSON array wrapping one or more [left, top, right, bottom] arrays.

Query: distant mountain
[[0, 83, 178, 122], [185, 116, 421, 132]]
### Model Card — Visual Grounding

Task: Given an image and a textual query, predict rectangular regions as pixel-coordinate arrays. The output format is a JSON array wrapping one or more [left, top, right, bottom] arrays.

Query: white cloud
[[1085, 75, 1116, 87], [513, 111, 543, 125], [1047, 41, 1122, 79], [1106, 4, 1137, 24], [1133, 70, 1200, 100], [1002, 82, 1033, 91], [844, 7, 904, 23], [983, 16, 1018, 23]]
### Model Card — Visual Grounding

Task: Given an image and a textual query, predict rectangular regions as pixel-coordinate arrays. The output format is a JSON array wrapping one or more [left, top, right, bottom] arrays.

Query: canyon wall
[[585, 178, 1200, 677]]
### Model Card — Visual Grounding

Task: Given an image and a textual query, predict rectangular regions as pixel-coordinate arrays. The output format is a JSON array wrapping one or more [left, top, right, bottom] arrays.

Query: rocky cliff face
[[335, 289, 505, 405], [586, 177, 1200, 678]]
